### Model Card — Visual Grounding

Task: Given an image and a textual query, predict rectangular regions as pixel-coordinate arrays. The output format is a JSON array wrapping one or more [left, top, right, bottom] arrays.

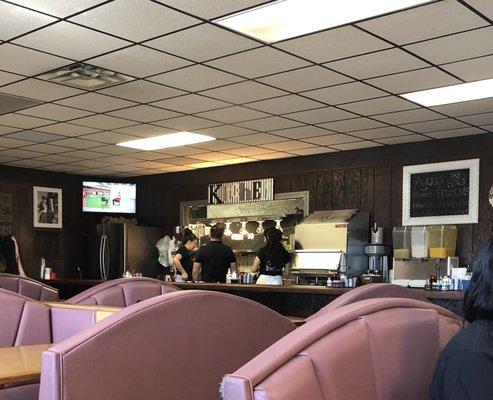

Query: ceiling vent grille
[[37, 63, 133, 90]]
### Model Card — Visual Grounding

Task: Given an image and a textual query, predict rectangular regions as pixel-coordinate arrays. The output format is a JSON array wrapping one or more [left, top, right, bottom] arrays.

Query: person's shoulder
[[441, 320, 493, 358]]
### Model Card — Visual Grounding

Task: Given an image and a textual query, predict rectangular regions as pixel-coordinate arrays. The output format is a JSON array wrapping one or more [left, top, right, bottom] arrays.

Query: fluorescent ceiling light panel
[[214, 0, 432, 43], [401, 78, 493, 107], [118, 132, 215, 150]]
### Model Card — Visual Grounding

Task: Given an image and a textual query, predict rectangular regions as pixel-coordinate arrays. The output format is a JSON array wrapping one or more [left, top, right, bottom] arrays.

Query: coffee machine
[[363, 224, 392, 283]]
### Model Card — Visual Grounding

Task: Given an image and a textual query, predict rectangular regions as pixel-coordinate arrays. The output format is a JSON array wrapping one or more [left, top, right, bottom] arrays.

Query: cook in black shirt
[[193, 224, 237, 283], [429, 236, 493, 400], [172, 234, 197, 282], [251, 228, 290, 285]]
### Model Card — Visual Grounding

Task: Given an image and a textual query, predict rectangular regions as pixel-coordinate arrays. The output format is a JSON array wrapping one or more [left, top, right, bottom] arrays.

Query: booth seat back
[[222, 298, 462, 400], [307, 283, 428, 321], [66, 277, 179, 307], [0, 273, 58, 301], [39, 290, 296, 400]]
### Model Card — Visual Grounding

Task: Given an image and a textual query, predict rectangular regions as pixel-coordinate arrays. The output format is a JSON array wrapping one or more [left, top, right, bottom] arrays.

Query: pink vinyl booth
[[307, 283, 428, 321], [0, 273, 58, 301], [222, 298, 463, 400], [39, 290, 296, 400], [66, 277, 180, 307]]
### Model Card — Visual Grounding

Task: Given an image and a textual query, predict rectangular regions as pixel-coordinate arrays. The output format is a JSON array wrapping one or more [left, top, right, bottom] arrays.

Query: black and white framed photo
[[402, 158, 479, 226], [33, 186, 62, 229]]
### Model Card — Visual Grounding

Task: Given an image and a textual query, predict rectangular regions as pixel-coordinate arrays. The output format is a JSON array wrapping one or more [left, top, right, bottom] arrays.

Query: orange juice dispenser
[[428, 226, 457, 258]]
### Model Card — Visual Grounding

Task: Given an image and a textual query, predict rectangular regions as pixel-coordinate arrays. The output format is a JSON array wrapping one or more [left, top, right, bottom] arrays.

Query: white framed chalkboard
[[402, 158, 479, 226]]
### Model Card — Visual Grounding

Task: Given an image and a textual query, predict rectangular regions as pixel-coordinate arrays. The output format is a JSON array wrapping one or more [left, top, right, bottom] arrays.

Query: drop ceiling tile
[[13, 22, 131, 60], [113, 124, 172, 137], [0, 125, 22, 135], [466, 0, 493, 19], [458, 112, 493, 126], [152, 146, 204, 157], [5, 130, 66, 142], [80, 131, 139, 144], [206, 47, 310, 78], [20, 143, 71, 154], [132, 160, 174, 169], [17, 104, 94, 121], [35, 154, 82, 163], [146, 23, 259, 62], [190, 139, 243, 152], [0, 113, 54, 129], [0, 148, 44, 158], [402, 119, 470, 133], [480, 125, 493, 132], [36, 123, 101, 136], [358, 1, 487, 45], [426, 127, 486, 139], [71, 115, 137, 130], [332, 141, 383, 151], [253, 152, 292, 160], [51, 137, 102, 149], [104, 164, 141, 172], [246, 95, 324, 114], [288, 147, 338, 156], [108, 105, 181, 123], [283, 107, 356, 124], [54, 149, 106, 159], [192, 125, 257, 139], [151, 94, 230, 114], [261, 140, 314, 151], [0, 72, 24, 87], [318, 117, 387, 133], [103, 155, 145, 164], [70, 0, 200, 41], [10, 0, 107, 18], [155, 156, 203, 165], [372, 108, 444, 125], [304, 134, 360, 146], [200, 81, 286, 104], [41, 164, 83, 172], [0, 2, 56, 40], [405, 27, 493, 65], [218, 157, 255, 165], [188, 152, 235, 162], [98, 80, 185, 103], [351, 126, 411, 140], [431, 98, 493, 117], [376, 134, 431, 145], [303, 82, 387, 105], [0, 154, 22, 163], [0, 79, 83, 102], [325, 48, 429, 80], [275, 26, 390, 63], [366, 68, 461, 94], [88, 45, 192, 78], [70, 159, 112, 169], [214, 146, 268, 157], [231, 133, 288, 146], [7, 159, 55, 168], [87, 145, 136, 156], [441, 55, 493, 81], [339, 96, 418, 115], [56, 93, 137, 112], [256, 66, 352, 93], [148, 64, 244, 92], [236, 117, 302, 131], [71, 168, 115, 176], [273, 125, 333, 140], [185, 161, 222, 169], [196, 106, 270, 124], [0, 137, 33, 147], [152, 115, 221, 130], [159, 0, 270, 19], [0, 44, 69, 76]]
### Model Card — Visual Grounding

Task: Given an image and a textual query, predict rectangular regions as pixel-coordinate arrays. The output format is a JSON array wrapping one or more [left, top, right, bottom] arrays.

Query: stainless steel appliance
[[392, 258, 447, 288], [86, 223, 162, 279], [364, 244, 393, 283]]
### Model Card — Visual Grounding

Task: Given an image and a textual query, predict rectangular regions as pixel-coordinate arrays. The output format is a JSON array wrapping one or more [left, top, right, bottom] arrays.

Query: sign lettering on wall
[[208, 178, 274, 204]]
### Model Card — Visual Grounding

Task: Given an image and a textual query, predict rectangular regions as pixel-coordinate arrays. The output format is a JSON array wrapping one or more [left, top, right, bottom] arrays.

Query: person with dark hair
[[251, 228, 290, 285], [172, 233, 197, 282], [429, 236, 493, 400], [1, 235, 26, 276], [193, 224, 237, 283]]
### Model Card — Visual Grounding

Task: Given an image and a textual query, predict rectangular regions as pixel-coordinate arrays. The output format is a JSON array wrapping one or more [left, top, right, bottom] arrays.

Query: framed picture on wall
[[402, 158, 480, 226], [33, 186, 63, 229]]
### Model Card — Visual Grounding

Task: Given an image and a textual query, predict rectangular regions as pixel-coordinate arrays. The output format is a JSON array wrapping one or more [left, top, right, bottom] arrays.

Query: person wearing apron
[[252, 228, 290, 285]]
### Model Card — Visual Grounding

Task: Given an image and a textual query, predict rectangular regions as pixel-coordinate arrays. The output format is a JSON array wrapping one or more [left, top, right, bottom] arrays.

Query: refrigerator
[[85, 223, 163, 280]]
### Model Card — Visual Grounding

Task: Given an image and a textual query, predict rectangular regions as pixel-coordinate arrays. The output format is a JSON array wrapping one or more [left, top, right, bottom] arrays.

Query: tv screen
[[82, 182, 136, 214]]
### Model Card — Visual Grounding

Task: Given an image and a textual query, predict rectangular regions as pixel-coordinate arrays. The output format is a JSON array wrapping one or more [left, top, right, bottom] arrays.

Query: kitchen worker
[[251, 228, 290, 285], [172, 233, 197, 282]]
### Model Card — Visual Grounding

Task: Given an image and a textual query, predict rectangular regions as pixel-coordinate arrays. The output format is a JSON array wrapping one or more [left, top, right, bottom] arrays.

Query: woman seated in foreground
[[429, 236, 493, 400]]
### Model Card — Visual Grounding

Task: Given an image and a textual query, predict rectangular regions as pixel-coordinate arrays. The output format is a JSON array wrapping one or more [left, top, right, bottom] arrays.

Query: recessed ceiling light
[[214, 0, 432, 43], [401, 78, 493, 107], [117, 132, 215, 151]]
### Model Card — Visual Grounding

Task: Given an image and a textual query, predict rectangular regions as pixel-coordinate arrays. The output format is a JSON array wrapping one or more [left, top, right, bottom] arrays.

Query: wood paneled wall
[[136, 135, 493, 267]]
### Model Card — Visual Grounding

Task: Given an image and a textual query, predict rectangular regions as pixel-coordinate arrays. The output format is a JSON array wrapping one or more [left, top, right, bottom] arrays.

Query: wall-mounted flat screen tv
[[82, 182, 136, 214]]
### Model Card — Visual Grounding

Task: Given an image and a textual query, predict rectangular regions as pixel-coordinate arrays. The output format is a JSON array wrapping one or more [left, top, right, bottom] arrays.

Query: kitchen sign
[[208, 178, 274, 204]]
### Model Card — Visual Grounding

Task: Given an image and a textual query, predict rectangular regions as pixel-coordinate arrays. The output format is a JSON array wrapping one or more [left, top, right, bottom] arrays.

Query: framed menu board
[[402, 159, 479, 226]]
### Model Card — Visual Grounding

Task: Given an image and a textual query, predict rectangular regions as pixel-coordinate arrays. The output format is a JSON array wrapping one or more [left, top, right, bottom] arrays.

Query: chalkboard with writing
[[410, 168, 470, 218]]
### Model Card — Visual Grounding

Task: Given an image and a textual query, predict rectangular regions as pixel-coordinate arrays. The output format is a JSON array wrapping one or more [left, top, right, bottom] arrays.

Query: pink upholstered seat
[[0, 273, 58, 301], [66, 277, 180, 307], [39, 290, 295, 400], [307, 283, 428, 321], [222, 298, 462, 400]]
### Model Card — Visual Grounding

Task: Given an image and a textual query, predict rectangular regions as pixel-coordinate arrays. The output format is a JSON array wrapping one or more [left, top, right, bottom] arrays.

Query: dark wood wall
[[136, 134, 493, 267]]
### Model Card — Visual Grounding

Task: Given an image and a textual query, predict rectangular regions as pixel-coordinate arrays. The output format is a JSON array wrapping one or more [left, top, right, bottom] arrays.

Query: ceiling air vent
[[37, 63, 133, 90]]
